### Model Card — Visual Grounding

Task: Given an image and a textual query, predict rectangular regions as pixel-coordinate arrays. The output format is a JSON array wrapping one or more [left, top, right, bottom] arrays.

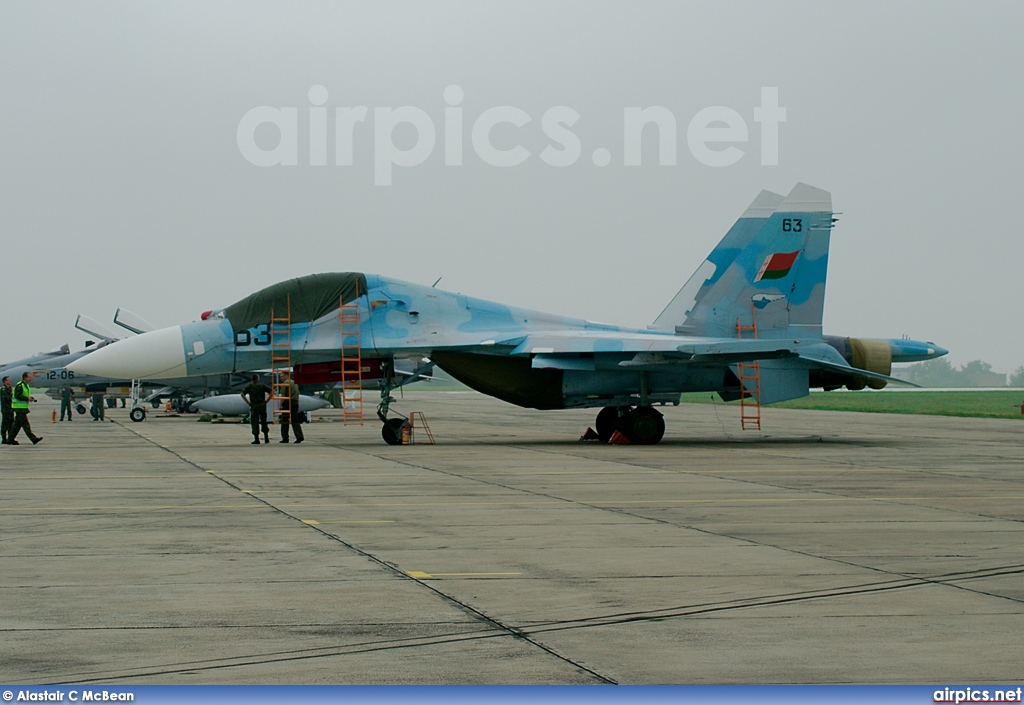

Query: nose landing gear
[[377, 360, 408, 445]]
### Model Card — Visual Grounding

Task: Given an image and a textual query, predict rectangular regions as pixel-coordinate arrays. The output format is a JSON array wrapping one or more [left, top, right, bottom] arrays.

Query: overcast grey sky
[[2, 1, 1021, 371]]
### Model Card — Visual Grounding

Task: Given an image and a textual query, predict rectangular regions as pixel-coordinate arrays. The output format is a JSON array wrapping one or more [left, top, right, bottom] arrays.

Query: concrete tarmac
[[2, 392, 1023, 684]]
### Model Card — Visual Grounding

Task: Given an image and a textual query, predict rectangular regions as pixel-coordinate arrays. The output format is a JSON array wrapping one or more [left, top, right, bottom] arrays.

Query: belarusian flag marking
[[754, 251, 800, 282]]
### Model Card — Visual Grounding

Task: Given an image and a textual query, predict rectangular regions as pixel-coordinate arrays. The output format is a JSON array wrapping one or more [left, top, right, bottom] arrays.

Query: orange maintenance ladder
[[735, 303, 762, 431], [339, 291, 363, 425], [270, 294, 292, 426], [407, 412, 435, 445]]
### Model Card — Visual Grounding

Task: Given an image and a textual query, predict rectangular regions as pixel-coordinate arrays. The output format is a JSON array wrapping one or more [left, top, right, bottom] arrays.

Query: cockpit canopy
[[223, 272, 367, 332]]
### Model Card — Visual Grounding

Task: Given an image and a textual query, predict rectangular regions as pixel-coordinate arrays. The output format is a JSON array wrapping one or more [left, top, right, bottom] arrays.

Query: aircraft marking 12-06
[[69, 184, 947, 444]]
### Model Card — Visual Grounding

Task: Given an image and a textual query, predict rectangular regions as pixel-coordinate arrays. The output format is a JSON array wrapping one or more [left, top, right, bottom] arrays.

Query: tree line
[[900, 359, 1024, 387]]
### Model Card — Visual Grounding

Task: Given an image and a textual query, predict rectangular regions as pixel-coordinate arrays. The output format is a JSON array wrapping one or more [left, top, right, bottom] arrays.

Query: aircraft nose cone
[[929, 345, 949, 358], [67, 326, 188, 379]]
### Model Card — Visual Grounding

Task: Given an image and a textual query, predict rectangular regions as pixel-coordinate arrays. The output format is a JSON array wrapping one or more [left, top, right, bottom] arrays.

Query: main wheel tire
[[381, 418, 406, 445], [129, 407, 147, 423], [622, 406, 665, 445], [595, 406, 628, 442]]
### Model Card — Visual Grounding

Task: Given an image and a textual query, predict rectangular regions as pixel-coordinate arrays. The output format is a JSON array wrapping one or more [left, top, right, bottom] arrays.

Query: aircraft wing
[[502, 331, 810, 368], [507, 333, 919, 387]]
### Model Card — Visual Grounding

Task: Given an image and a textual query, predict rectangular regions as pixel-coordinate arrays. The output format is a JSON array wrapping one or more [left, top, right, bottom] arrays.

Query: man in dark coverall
[[90, 393, 105, 421], [278, 370, 304, 444], [241, 373, 272, 444], [60, 385, 75, 421]]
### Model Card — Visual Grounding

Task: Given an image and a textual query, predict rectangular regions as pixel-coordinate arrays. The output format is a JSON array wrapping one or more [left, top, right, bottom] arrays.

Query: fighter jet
[[5, 343, 257, 419], [0, 344, 70, 374], [69, 184, 948, 444], [9, 313, 258, 420]]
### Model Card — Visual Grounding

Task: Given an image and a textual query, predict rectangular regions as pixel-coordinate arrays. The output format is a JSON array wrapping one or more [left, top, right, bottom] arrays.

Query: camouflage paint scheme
[[68, 184, 948, 442]]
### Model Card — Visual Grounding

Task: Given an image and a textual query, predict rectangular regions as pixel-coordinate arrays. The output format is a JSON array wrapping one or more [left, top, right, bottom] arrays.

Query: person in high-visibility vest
[[8, 372, 42, 445], [0, 375, 13, 444]]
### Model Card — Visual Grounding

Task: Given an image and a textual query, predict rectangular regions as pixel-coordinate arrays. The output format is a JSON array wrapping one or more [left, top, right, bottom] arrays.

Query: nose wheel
[[381, 417, 407, 445], [377, 364, 409, 445]]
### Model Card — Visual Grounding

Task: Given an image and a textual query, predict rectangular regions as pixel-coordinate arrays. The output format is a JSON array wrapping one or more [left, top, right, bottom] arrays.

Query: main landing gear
[[595, 405, 665, 445]]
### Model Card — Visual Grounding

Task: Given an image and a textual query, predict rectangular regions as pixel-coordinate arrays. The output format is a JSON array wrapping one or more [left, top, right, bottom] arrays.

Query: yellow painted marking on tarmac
[[316, 520, 395, 524], [406, 571, 521, 579], [241, 490, 254, 494], [301, 519, 320, 525]]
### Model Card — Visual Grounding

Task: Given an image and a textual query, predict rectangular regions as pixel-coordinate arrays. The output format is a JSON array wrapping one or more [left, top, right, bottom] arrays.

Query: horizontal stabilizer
[[797, 355, 920, 388]]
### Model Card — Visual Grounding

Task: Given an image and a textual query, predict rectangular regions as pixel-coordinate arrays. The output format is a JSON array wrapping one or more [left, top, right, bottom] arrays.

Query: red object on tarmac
[[579, 427, 601, 441], [608, 430, 632, 445]]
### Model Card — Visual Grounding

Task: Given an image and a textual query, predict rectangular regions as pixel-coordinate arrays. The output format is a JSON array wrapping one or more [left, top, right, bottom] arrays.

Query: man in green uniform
[[241, 373, 272, 444], [278, 370, 304, 444], [60, 385, 75, 421], [1, 375, 13, 444], [9, 372, 42, 445], [90, 393, 105, 421]]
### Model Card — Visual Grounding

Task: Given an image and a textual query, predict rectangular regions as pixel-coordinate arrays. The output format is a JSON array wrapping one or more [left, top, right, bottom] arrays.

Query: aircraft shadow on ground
[[321, 435, 908, 449]]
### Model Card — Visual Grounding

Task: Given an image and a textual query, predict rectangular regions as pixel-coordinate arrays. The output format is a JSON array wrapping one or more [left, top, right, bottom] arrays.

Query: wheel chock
[[608, 430, 632, 445], [579, 427, 601, 441]]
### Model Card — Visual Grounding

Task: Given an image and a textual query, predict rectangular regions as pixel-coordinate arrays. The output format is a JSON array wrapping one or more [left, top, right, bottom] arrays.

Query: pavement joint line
[[107, 417, 618, 685], [3, 496, 1023, 512], [406, 571, 523, 579], [46, 627, 520, 684], [346, 440, 1024, 619], [518, 563, 1024, 634], [503, 443, 1024, 524]]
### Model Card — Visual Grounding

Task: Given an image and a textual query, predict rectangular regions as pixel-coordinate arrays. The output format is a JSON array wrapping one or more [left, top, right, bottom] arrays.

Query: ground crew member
[[1, 375, 13, 444], [278, 370, 304, 444], [90, 393, 105, 421], [241, 373, 272, 444], [8, 372, 42, 445], [60, 385, 75, 421]]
